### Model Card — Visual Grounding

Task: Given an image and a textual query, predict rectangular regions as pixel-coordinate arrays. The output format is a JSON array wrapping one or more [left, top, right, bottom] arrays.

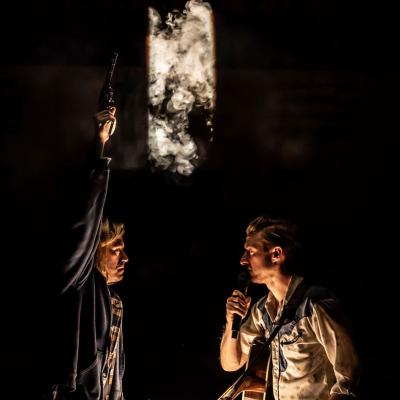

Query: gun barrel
[[99, 52, 119, 110], [107, 52, 118, 83]]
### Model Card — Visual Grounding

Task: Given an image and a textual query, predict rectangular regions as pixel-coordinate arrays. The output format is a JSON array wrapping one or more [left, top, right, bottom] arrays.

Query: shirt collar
[[265, 275, 304, 321]]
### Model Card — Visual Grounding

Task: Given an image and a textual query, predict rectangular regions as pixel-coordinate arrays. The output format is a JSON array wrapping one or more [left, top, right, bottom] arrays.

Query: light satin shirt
[[239, 276, 360, 400]]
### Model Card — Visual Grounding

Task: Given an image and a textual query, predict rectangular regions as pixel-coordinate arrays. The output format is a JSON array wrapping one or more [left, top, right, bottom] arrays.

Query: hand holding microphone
[[226, 271, 251, 339]]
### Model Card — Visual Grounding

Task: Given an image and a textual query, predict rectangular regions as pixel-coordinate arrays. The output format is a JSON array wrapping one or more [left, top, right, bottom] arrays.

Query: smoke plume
[[148, 0, 215, 175]]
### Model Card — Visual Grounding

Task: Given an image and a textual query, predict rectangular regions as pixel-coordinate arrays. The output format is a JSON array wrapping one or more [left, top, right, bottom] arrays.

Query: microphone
[[231, 271, 250, 339]]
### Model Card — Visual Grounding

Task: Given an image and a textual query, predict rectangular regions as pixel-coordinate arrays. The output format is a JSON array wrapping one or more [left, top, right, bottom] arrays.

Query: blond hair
[[96, 218, 125, 276]]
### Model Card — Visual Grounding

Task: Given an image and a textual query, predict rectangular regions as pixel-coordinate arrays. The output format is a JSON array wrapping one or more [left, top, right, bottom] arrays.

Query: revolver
[[98, 52, 118, 111]]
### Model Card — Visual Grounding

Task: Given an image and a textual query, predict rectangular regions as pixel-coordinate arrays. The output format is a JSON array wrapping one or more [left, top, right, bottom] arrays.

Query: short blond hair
[[96, 218, 125, 275]]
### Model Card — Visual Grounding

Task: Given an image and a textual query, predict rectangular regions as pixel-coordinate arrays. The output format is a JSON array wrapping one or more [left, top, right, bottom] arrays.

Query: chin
[[108, 278, 123, 285], [250, 276, 262, 284]]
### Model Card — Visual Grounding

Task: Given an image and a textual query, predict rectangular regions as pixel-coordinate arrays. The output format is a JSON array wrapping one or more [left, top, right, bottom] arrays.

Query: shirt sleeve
[[239, 297, 267, 355], [310, 300, 360, 398]]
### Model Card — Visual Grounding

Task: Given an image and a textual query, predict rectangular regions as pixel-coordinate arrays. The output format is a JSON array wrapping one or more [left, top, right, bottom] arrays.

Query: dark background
[[1, 1, 398, 399]]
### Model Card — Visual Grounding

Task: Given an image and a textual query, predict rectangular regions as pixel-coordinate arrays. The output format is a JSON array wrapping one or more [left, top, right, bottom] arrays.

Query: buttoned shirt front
[[239, 276, 360, 400]]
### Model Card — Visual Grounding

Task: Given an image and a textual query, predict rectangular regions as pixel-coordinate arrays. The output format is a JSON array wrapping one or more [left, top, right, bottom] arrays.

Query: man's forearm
[[220, 320, 247, 371]]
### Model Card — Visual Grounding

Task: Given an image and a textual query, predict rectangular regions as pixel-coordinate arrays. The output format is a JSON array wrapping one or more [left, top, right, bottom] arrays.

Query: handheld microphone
[[231, 271, 250, 339]]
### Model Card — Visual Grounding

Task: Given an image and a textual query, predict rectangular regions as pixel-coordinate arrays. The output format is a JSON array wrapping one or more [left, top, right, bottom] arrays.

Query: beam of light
[[147, 0, 216, 176]]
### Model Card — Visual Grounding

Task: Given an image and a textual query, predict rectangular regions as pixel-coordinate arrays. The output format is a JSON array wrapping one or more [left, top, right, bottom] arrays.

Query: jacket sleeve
[[310, 299, 360, 399], [58, 157, 110, 294]]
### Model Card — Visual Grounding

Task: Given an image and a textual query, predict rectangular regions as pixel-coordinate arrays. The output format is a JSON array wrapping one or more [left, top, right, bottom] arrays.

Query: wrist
[[223, 320, 234, 337]]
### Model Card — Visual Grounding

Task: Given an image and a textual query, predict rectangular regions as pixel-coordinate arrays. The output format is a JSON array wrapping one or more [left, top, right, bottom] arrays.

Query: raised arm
[[58, 108, 117, 294]]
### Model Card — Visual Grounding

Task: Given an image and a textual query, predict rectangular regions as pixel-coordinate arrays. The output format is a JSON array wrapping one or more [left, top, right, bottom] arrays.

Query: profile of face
[[101, 238, 129, 285], [240, 232, 283, 284]]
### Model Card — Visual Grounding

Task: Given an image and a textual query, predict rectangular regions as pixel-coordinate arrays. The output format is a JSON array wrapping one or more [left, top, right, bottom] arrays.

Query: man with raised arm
[[46, 107, 129, 400]]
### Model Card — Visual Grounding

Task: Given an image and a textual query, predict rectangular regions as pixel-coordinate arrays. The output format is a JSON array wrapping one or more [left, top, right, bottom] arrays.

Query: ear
[[271, 246, 284, 264]]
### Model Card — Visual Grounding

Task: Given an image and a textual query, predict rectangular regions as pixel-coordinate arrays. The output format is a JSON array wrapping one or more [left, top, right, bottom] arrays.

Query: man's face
[[102, 238, 128, 285], [240, 233, 273, 284]]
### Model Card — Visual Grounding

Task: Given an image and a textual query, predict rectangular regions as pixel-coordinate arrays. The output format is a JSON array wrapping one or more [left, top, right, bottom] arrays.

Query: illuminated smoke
[[148, 0, 216, 176]]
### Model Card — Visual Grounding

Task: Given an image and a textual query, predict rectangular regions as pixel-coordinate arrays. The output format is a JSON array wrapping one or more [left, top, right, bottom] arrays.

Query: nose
[[121, 250, 128, 263], [240, 251, 249, 265]]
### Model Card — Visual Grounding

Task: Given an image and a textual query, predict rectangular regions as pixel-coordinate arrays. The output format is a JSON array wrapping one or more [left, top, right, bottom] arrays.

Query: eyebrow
[[244, 242, 259, 249], [111, 243, 124, 249]]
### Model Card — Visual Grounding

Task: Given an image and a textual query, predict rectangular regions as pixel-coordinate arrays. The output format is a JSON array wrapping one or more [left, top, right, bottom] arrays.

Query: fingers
[[226, 290, 251, 320], [232, 289, 248, 300], [103, 119, 116, 133], [95, 107, 117, 144], [100, 106, 116, 114], [96, 108, 115, 118], [95, 108, 116, 124]]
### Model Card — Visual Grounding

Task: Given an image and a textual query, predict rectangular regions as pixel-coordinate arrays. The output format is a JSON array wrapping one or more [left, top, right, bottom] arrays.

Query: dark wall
[[1, 1, 398, 399]]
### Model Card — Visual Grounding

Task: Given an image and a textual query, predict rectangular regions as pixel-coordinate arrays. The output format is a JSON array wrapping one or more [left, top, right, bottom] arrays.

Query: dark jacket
[[49, 158, 125, 400]]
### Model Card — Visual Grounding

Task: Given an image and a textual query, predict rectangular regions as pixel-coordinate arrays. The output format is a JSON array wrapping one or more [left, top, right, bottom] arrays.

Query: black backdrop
[[1, 1, 398, 399]]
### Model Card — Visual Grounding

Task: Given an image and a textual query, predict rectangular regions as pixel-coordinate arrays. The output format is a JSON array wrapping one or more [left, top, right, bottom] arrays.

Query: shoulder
[[305, 285, 336, 304], [295, 283, 338, 321]]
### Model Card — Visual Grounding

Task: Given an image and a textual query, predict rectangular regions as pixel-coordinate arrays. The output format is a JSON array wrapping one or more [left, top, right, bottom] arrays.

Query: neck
[[264, 271, 293, 303]]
